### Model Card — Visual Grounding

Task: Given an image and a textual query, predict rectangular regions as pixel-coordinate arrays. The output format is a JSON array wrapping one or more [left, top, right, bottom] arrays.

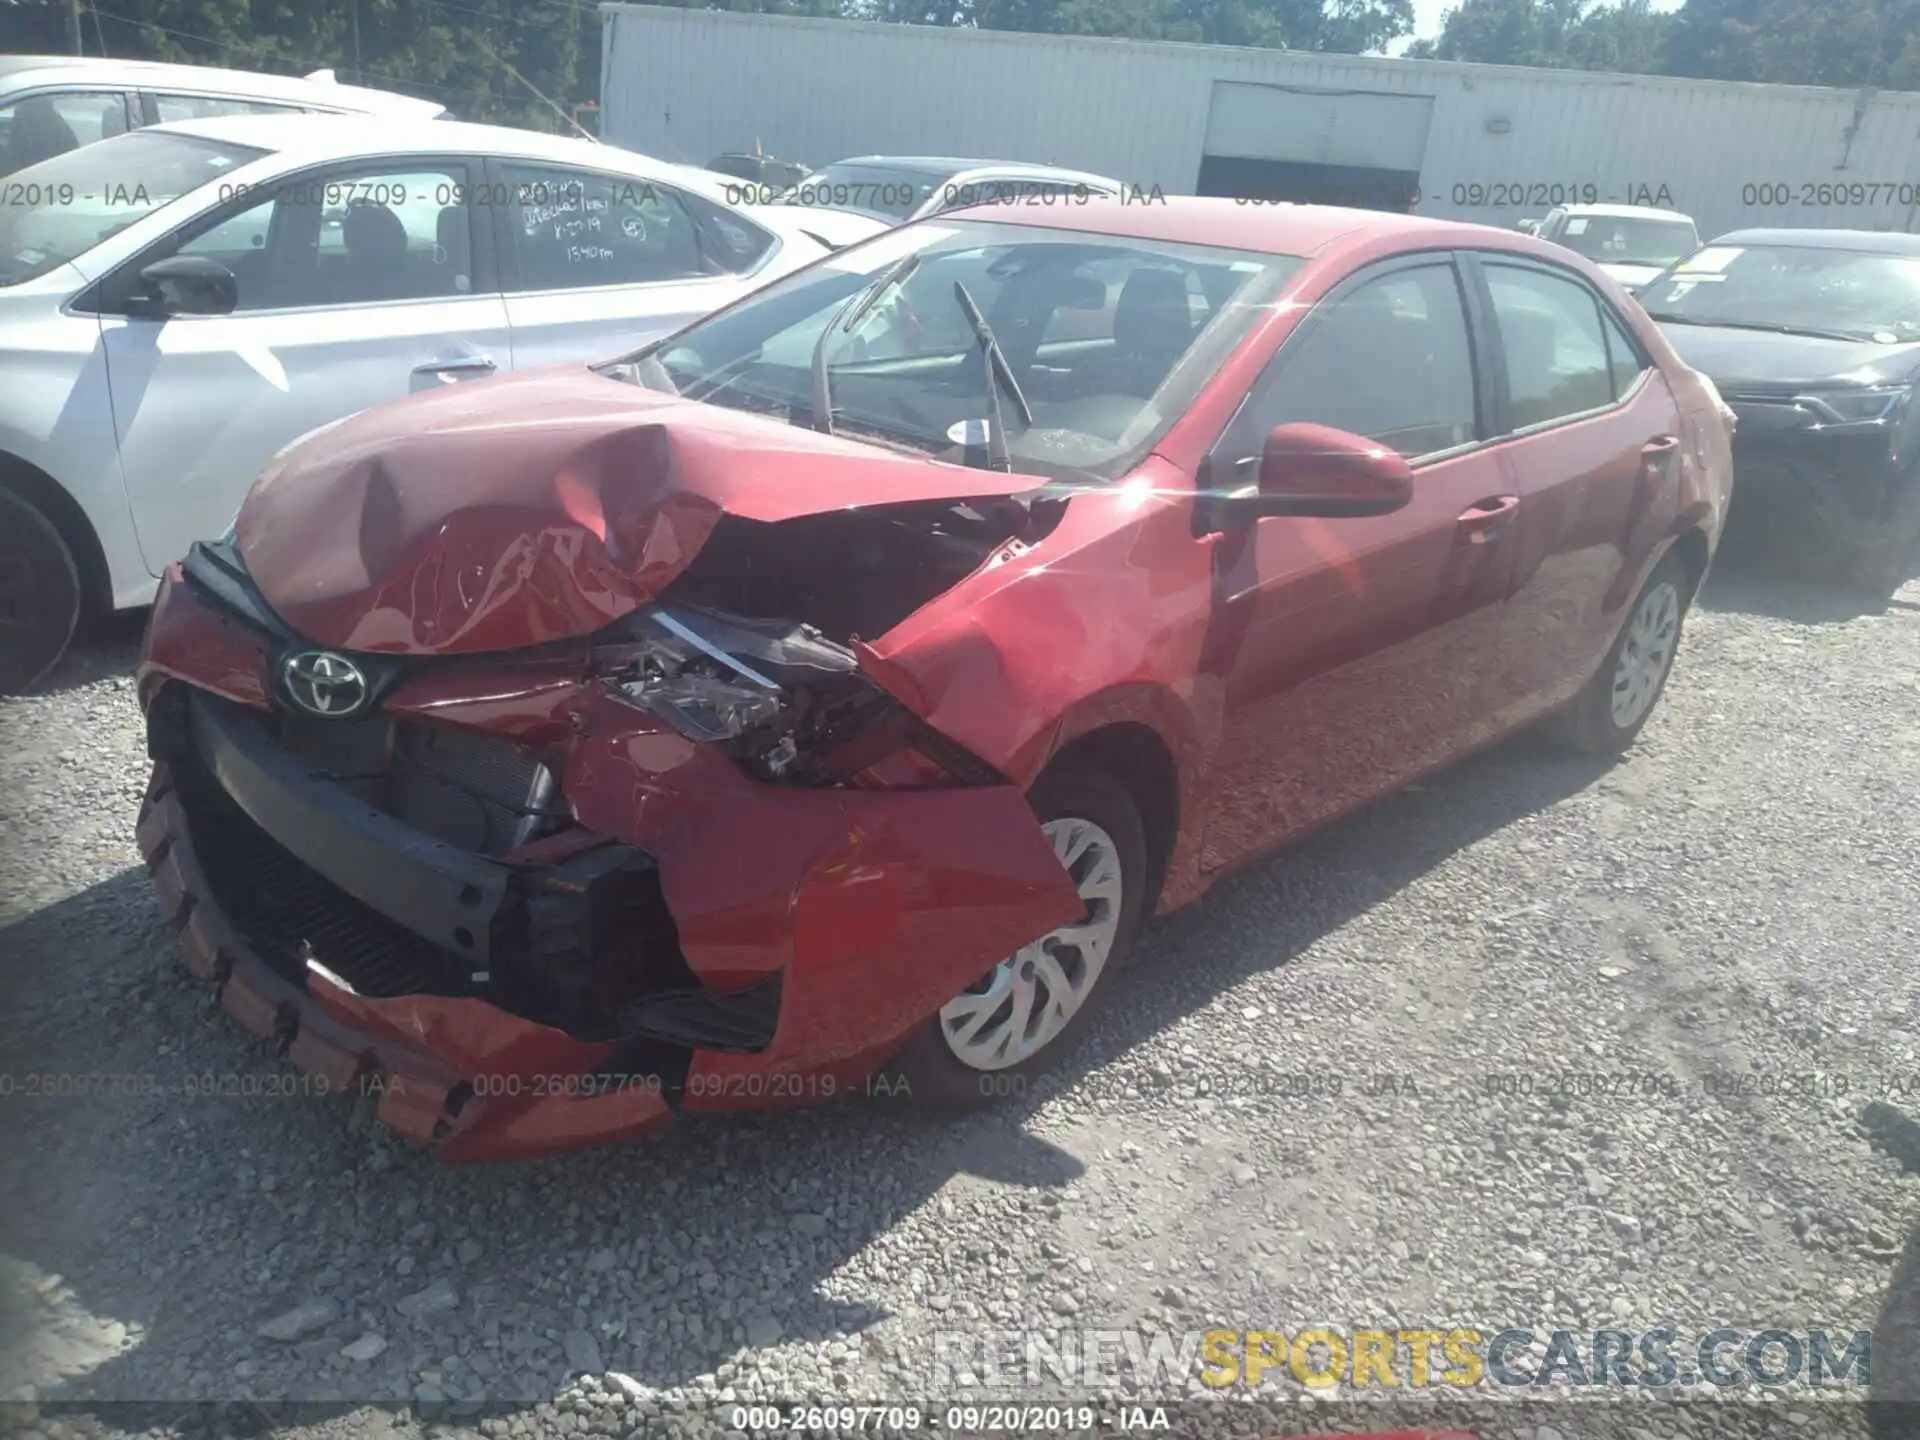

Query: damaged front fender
[[543, 687, 1086, 1108]]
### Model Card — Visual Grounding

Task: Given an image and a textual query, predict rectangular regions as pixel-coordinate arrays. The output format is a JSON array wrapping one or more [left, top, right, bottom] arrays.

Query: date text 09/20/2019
[[726, 1405, 1174, 1433]]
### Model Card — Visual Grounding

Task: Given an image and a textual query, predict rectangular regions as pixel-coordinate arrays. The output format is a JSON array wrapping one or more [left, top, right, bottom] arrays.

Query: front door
[[99, 158, 511, 575], [1196, 255, 1523, 875]]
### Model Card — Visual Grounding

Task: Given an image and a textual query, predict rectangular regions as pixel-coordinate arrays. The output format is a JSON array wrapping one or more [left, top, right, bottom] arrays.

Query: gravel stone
[[396, 1278, 460, 1319], [562, 1330, 603, 1375], [256, 1299, 338, 1342], [340, 1334, 388, 1362]]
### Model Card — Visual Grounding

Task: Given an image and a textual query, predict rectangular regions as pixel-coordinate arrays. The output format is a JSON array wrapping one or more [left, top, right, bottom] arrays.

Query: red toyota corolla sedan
[[135, 200, 1732, 1161]]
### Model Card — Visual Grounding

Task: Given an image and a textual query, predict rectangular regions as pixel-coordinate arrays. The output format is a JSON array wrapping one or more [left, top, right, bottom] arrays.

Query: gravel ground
[[4, 540, 1920, 1440]]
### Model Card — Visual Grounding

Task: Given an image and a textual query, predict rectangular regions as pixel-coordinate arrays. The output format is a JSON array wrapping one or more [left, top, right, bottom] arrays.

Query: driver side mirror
[[1245, 422, 1414, 518], [126, 254, 238, 318]]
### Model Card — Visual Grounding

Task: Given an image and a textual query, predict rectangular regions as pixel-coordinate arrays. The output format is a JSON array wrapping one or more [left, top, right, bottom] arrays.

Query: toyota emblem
[[280, 650, 370, 717]]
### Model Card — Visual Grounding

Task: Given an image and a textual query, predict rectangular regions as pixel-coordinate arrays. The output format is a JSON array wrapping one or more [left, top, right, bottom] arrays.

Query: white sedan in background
[[0, 114, 842, 690], [0, 54, 446, 176], [770, 155, 1128, 247]]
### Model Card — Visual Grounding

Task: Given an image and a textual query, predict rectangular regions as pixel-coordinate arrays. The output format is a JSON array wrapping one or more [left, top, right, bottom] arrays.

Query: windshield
[[1640, 243, 1920, 344], [783, 162, 951, 220], [0, 129, 263, 286], [610, 220, 1301, 481], [1554, 214, 1698, 268]]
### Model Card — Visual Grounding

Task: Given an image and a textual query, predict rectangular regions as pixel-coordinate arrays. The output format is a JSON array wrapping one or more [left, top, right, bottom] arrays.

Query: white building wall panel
[[601, 3, 1920, 236], [1203, 83, 1436, 170]]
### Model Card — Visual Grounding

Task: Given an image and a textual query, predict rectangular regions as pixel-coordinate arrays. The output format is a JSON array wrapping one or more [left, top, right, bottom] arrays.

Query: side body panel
[[0, 273, 153, 608]]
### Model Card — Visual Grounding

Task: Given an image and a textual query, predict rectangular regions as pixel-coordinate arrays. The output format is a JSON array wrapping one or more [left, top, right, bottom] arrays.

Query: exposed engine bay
[[659, 495, 1052, 640], [590, 494, 1061, 790]]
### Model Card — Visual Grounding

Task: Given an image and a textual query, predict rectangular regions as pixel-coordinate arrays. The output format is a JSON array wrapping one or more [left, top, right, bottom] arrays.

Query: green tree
[[1663, 0, 1920, 88], [47, 0, 602, 132]]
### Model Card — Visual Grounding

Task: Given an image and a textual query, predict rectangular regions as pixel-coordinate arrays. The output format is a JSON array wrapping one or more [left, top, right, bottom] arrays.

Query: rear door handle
[[1456, 494, 1519, 544], [411, 358, 497, 389], [1642, 435, 1681, 471]]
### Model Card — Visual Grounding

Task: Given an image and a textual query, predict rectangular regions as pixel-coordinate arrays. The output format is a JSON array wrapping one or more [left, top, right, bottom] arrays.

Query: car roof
[[949, 196, 1542, 258], [1556, 204, 1694, 221], [140, 113, 797, 215], [1708, 228, 1920, 254], [0, 55, 442, 117]]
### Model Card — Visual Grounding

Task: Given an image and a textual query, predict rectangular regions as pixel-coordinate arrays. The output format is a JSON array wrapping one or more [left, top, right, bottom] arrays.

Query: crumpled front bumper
[[135, 568, 1083, 1162], [138, 761, 672, 1162]]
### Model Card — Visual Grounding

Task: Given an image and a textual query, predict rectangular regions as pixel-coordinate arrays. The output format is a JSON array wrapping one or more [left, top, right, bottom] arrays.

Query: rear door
[[1464, 251, 1683, 731], [490, 161, 778, 368], [94, 156, 510, 575], [1194, 253, 1523, 874]]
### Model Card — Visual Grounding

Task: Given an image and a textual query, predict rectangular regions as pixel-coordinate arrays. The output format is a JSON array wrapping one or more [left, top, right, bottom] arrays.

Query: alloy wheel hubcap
[[938, 816, 1124, 1071], [1610, 581, 1680, 730]]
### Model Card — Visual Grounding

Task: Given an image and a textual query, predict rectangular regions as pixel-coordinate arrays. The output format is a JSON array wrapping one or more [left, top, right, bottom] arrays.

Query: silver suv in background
[[0, 56, 445, 176], [1526, 203, 1701, 292]]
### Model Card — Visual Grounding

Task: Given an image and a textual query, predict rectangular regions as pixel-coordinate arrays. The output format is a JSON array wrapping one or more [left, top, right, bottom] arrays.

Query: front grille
[[175, 752, 479, 998], [277, 713, 552, 857]]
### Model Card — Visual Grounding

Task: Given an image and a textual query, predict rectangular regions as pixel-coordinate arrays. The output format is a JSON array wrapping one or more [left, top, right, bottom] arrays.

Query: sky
[[1409, 0, 1453, 42]]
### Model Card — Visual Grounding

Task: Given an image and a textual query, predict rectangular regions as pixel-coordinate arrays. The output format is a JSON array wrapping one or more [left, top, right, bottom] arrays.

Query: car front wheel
[[891, 763, 1147, 1107], [0, 489, 81, 695]]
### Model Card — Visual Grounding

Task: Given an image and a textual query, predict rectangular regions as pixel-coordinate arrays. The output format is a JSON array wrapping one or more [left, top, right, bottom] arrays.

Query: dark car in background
[[1644, 229, 1920, 595], [706, 150, 809, 190]]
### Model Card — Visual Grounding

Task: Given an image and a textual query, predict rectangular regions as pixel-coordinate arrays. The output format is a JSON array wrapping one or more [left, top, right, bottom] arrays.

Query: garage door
[[1203, 82, 1435, 172]]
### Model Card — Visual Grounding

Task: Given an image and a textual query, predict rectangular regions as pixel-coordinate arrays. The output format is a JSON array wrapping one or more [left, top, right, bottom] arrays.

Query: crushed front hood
[[233, 365, 1044, 655]]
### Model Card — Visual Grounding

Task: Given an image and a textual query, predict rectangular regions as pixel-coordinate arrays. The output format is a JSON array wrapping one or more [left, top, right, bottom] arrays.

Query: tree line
[[1, 0, 1912, 129]]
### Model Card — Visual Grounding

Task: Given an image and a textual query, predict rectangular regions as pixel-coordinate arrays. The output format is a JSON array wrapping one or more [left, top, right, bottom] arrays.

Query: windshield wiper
[[1651, 315, 1871, 343], [951, 280, 1034, 473], [807, 254, 923, 436]]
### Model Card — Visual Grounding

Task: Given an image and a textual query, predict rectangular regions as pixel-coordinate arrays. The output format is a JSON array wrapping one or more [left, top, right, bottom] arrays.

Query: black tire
[[1545, 551, 1691, 756], [0, 489, 81, 696], [888, 763, 1148, 1109]]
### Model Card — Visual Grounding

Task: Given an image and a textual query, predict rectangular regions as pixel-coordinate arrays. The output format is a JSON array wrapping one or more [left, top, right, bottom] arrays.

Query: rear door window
[[151, 94, 307, 123], [501, 163, 712, 292], [1483, 262, 1617, 429]]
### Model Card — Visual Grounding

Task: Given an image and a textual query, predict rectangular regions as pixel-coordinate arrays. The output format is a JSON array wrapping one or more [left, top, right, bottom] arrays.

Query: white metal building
[[599, 2, 1920, 237]]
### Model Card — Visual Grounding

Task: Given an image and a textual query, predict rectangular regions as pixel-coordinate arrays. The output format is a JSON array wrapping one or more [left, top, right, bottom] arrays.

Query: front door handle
[[410, 357, 497, 390], [1642, 435, 1681, 473], [1456, 494, 1519, 544]]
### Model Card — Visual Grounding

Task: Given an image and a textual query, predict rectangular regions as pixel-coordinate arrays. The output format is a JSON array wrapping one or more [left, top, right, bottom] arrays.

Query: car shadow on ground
[[26, 610, 148, 697], [1, 716, 1618, 1417], [1696, 515, 1920, 625]]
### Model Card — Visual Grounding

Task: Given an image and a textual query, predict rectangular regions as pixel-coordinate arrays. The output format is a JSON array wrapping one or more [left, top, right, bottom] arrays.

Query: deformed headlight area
[[598, 603, 886, 781]]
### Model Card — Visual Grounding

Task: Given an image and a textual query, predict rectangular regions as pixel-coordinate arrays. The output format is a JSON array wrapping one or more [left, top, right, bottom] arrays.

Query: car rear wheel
[[891, 764, 1146, 1108], [1547, 551, 1689, 756], [0, 489, 81, 696]]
